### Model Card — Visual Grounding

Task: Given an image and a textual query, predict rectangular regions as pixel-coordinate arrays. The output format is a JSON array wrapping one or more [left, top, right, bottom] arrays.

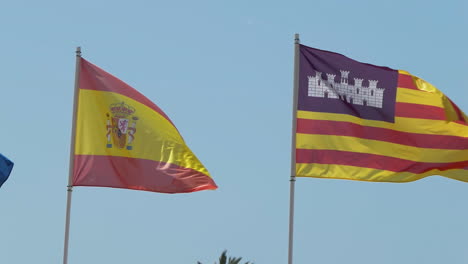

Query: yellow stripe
[[396, 88, 443, 107], [397, 70, 467, 122], [296, 163, 468, 182], [75, 89, 210, 177], [398, 70, 410, 75], [396, 70, 445, 107], [297, 110, 468, 137], [297, 134, 468, 163], [398, 70, 441, 93]]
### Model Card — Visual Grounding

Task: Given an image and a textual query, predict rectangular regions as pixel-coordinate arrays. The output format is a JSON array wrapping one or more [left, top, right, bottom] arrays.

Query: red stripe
[[398, 73, 418, 90], [73, 155, 217, 194], [296, 149, 468, 174], [296, 119, 468, 150], [395, 102, 446, 120], [79, 58, 173, 125]]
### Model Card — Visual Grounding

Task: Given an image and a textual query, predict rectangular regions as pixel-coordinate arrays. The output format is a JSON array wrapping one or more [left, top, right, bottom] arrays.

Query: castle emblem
[[307, 70, 385, 108], [106, 102, 139, 150]]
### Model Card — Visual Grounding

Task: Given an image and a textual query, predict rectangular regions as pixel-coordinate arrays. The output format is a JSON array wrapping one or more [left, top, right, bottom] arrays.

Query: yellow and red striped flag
[[72, 58, 217, 193], [295, 44, 468, 182]]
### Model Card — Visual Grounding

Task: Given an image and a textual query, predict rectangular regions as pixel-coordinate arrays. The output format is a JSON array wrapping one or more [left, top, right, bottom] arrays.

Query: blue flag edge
[[0, 154, 14, 188]]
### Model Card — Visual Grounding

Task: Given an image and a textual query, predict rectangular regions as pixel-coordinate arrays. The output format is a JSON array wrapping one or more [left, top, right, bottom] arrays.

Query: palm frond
[[228, 256, 242, 264], [218, 250, 227, 264], [199, 250, 253, 264]]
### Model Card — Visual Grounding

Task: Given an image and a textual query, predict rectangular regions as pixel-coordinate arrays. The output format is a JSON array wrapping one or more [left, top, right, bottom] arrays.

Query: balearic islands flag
[[72, 58, 217, 193], [295, 44, 468, 182]]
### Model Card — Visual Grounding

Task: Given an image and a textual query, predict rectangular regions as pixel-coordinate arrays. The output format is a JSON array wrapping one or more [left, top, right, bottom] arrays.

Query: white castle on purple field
[[308, 70, 385, 108]]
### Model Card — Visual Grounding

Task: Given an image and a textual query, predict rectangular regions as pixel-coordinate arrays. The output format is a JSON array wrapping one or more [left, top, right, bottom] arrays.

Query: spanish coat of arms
[[106, 102, 138, 150]]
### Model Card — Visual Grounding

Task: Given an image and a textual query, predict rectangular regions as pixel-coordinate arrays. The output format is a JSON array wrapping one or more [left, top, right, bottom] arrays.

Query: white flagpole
[[288, 33, 300, 264], [63, 46, 82, 264]]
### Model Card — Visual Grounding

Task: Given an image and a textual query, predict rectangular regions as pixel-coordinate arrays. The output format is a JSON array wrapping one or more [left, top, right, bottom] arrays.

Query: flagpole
[[63, 46, 82, 264], [288, 33, 300, 264]]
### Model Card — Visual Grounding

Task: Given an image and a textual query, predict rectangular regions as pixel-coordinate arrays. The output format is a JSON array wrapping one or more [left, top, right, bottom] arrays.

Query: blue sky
[[1, 0, 467, 263]]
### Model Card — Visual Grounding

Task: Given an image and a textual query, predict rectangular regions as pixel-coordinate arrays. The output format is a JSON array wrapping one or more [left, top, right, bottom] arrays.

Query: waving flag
[[0, 154, 14, 188], [295, 44, 468, 182], [72, 58, 217, 193]]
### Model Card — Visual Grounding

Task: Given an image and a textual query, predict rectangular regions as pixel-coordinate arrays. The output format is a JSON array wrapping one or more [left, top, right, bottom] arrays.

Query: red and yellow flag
[[72, 58, 217, 193], [296, 44, 468, 182]]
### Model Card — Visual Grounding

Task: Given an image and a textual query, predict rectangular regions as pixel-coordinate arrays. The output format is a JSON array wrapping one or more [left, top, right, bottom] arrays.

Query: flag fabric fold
[[0, 154, 14, 188], [295, 44, 468, 182], [72, 58, 217, 193]]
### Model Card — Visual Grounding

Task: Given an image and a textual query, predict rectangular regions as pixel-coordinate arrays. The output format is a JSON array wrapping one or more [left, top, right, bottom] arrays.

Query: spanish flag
[[72, 58, 217, 193], [295, 44, 468, 182]]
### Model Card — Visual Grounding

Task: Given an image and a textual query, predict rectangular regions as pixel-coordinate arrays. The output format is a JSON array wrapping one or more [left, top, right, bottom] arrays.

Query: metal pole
[[288, 33, 300, 264], [63, 46, 82, 264]]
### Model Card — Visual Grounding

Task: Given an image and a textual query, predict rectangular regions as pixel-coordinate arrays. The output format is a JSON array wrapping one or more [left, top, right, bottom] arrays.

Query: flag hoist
[[63, 48, 217, 264], [289, 34, 468, 264]]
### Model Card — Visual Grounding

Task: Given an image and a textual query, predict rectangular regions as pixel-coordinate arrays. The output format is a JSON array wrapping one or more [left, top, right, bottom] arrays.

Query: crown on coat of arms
[[110, 102, 135, 118]]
